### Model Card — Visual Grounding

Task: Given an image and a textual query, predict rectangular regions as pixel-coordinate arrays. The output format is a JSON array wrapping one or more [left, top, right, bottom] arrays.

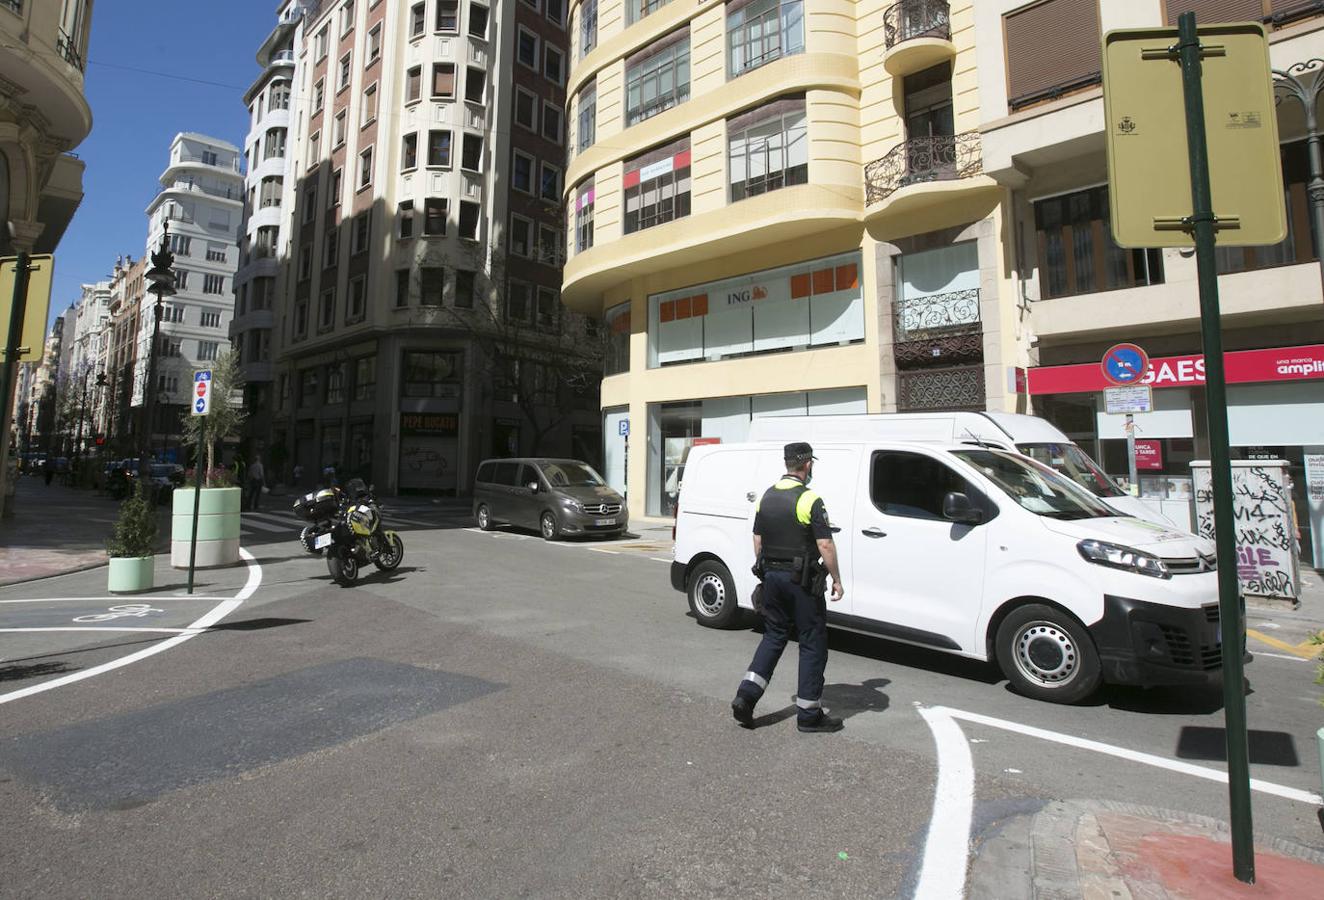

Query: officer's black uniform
[[732, 442, 841, 732]]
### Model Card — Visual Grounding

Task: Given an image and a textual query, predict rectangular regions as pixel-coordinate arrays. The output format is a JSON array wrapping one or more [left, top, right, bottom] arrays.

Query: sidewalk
[[0, 475, 169, 587], [970, 799, 1324, 898]]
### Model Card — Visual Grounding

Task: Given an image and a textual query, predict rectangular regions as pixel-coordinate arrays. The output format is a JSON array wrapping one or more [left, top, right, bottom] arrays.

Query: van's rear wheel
[[475, 504, 493, 531], [687, 560, 740, 629], [995, 604, 1101, 704]]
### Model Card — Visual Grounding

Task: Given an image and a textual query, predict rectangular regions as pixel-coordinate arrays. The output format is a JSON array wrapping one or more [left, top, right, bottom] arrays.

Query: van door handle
[[860, 527, 887, 538]]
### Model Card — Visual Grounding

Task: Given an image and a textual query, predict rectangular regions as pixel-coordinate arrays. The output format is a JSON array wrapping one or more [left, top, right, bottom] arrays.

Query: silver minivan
[[472, 458, 628, 540]]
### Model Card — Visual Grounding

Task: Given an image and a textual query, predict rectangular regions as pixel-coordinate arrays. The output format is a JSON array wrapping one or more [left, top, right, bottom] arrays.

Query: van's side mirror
[[527, 481, 541, 492], [943, 492, 984, 525]]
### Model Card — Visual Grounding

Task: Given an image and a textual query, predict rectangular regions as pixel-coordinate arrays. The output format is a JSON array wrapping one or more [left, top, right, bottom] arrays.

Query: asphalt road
[[0, 507, 1321, 898]]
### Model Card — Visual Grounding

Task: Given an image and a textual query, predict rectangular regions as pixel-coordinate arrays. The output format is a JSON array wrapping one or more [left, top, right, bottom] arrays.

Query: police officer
[[731, 441, 845, 733]]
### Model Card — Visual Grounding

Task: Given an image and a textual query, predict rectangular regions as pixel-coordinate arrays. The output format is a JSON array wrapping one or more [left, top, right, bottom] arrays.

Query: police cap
[[784, 442, 816, 465]]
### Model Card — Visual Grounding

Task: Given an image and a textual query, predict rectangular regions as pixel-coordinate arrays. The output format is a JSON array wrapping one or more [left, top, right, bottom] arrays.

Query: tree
[[178, 351, 246, 485], [436, 245, 602, 456]]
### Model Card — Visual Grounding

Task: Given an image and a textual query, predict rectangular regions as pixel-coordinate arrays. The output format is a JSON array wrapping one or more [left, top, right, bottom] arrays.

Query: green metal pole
[[187, 413, 204, 595], [0, 252, 32, 518], [1175, 11, 1255, 884]]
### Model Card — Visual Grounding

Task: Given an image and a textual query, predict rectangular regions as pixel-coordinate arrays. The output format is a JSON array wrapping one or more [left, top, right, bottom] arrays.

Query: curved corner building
[[562, 0, 1013, 520]]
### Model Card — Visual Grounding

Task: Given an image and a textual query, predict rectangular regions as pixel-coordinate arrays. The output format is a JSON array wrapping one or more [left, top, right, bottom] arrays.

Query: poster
[[1192, 461, 1300, 601], [398, 413, 458, 491]]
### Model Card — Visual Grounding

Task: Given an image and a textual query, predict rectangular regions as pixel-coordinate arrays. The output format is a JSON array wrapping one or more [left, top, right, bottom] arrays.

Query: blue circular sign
[[1101, 343, 1149, 385], [195, 398, 207, 413]]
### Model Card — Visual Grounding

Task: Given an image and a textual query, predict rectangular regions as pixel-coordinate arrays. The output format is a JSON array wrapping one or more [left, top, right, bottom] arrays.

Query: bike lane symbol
[[73, 604, 166, 623]]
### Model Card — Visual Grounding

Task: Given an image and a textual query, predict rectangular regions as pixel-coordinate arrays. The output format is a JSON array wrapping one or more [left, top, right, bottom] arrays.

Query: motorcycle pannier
[[293, 489, 339, 521]]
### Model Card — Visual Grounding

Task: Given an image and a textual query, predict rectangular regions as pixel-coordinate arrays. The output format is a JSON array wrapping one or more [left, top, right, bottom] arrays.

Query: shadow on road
[[1175, 725, 1301, 767], [0, 661, 79, 682], [822, 677, 892, 719], [207, 617, 311, 632]]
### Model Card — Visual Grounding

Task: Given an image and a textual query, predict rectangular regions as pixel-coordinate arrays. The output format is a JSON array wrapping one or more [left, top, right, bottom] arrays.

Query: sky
[[48, 1, 278, 329]]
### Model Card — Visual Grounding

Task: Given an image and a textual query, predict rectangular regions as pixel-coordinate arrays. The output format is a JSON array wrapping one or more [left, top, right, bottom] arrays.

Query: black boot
[[797, 711, 843, 733], [731, 694, 755, 728]]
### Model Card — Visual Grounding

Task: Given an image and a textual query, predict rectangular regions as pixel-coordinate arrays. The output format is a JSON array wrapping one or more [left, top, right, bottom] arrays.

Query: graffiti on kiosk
[[1193, 464, 1299, 600]]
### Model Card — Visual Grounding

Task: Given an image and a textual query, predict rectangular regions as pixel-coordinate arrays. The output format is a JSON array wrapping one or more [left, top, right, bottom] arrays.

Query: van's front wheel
[[687, 560, 740, 629], [995, 604, 1101, 704]]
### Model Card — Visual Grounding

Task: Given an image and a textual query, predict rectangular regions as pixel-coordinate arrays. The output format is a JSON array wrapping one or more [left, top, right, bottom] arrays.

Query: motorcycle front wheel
[[374, 532, 404, 571], [327, 550, 359, 586]]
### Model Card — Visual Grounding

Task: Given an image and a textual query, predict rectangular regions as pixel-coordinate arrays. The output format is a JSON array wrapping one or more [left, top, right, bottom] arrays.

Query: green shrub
[[107, 483, 158, 559]]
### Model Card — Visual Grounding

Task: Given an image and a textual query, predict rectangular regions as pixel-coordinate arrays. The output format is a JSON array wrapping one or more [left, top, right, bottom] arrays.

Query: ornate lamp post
[[140, 226, 177, 486], [1273, 60, 1324, 286]]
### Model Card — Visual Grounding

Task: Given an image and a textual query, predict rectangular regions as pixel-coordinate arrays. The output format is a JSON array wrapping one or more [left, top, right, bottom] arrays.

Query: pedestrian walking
[[731, 442, 845, 733], [246, 456, 266, 511], [292, 463, 304, 488]]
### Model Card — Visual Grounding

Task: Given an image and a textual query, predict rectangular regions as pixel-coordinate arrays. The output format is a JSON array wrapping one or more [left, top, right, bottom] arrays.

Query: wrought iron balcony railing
[[883, 0, 951, 49], [56, 28, 84, 71], [894, 288, 980, 342], [865, 131, 983, 205]]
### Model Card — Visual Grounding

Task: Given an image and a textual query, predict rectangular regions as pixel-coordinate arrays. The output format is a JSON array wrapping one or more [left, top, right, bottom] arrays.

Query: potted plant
[[107, 482, 158, 593], [172, 352, 246, 568]]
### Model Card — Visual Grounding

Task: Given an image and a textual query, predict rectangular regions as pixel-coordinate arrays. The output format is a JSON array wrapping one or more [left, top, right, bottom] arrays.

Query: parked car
[[671, 439, 1231, 704], [473, 458, 627, 540]]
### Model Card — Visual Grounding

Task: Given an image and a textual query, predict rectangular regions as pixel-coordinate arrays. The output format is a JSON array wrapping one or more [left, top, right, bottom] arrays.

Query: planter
[[171, 486, 242, 568], [108, 556, 155, 593]]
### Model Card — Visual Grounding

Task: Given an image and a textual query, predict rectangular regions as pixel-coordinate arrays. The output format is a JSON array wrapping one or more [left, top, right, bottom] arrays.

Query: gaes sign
[[192, 369, 212, 416]]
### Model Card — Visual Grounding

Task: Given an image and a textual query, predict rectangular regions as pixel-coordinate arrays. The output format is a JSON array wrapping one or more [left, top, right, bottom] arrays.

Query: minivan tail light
[[672, 501, 679, 540]]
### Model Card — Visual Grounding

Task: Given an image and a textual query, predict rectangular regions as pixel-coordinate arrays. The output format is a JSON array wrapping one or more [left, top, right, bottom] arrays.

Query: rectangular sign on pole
[[192, 369, 212, 417], [0, 254, 54, 362], [1104, 385, 1153, 414]]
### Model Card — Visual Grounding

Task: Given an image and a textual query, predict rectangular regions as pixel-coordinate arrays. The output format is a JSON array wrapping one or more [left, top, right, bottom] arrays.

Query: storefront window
[[401, 350, 462, 398], [1035, 185, 1163, 299], [604, 302, 630, 376], [647, 252, 864, 368]]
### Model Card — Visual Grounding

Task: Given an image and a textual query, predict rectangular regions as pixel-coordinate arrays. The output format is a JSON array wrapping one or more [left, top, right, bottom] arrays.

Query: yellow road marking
[[1246, 629, 1322, 659]]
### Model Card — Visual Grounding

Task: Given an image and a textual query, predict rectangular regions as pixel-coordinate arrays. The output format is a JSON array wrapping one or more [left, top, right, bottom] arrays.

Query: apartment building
[[265, 0, 599, 493], [105, 254, 146, 451], [137, 134, 244, 456], [29, 315, 67, 454]]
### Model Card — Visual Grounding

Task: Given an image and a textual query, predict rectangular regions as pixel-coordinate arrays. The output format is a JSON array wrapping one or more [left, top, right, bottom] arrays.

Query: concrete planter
[[171, 487, 242, 568], [108, 556, 154, 593]]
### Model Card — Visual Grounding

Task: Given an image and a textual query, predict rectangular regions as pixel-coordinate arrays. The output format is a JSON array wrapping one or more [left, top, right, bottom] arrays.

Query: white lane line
[[650, 557, 672, 563], [0, 596, 229, 604], [0, 548, 263, 706], [915, 705, 974, 900], [1253, 651, 1310, 663], [937, 706, 1323, 806], [0, 627, 190, 634], [588, 547, 620, 555]]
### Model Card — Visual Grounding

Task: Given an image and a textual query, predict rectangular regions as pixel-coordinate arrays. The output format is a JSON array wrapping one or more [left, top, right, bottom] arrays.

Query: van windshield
[[1016, 442, 1126, 498], [954, 450, 1114, 520], [540, 462, 606, 487]]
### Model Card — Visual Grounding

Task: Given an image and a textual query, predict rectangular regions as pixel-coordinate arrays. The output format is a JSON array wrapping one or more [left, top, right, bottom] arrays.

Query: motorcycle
[[321, 480, 405, 587], [292, 486, 343, 556]]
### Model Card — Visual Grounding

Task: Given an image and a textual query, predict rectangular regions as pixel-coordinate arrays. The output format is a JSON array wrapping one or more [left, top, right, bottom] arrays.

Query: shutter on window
[[1165, 1, 1265, 25], [1004, 0, 1101, 109]]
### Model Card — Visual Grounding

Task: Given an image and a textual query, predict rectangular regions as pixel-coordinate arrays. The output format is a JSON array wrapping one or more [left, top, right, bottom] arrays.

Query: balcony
[[882, 0, 954, 77], [893, 289, 982, 369], [864, 132, 1001, 240]]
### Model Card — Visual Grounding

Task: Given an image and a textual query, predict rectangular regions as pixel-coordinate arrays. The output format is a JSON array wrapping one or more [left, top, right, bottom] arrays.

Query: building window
[[543, 45, 564, 85], [728, 96, 808, 201], [203, 273, 226, 295], [259, 176, 283, 207], [406, 66, 422, 103], [320, 288, 336, 329], [625, 33, 689, 126], [626, 0, 673, 27], [361, 82, 378, 126], [198, 340, 219, 361], [455, 269, 476, 308], [575, 178, 594, 252], [432, 63, 456, 99], [255, 225, 279, 258], [300, 368, 319, 405], [411, 2, 426, 37], [269, 82, 291, 110], [624, 137, 690, 233], [338, 52, 352, 91], [1034, 185, 1164, 299], [359, 146, 373, 188], [461, 132, 482, 171], [577, 82, 596, 153], [263, 128, 287, 159], [169, 234, 191, 256], [424, 197, 448, 235], [518, 27, 539, 68], [340, 0, 355, 35], [295, 299, 309, 337], [536, 224, 561, 265], [395, 268, 411, 307], [512, 150, 535, 193], [307, 130, 321, 168], [367, 23, 382, 63], [727, 0, 803, 78], [539, 162, 561, 202], [334, 109, 348, 147], [399, 200, 415, 238], [347, 275, 367, 322], [604, 302, 630, 376], [459, 201, 480, 240], [402, 350, 461, 396], [326, 362, 346, 403], [465, 67, 486, 104], [402, 132, 418, 170], [175, 270, 189, 291], [537, 287, 559, 327], [200, 311, 222, 329], [580, 0, 598, 56], [546, 0, 565, 26], [1004, 0, 1102, 111], [420, 266, 445, 306], [1216, 139, 1318, 275], [352, 211, 371, 254], [514, 88, 537, 131], [315, 25, 329, 60], [506, 280, 533, 322], [354, 356, 376, 400], [510, 214, 533, 257], [436, 0, 458, 32], [298, 245, 313, 281], [330, 168, 343, 207], [324, 229, 340, 267], [542, 102, 563, 144], [314, 79, 325, 112], [469, 4, 489, 38], [427, 129, 452, 166]]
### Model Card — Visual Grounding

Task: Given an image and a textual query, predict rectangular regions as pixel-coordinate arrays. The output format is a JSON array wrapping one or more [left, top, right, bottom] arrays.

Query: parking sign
[[192, 369, 212, 416]]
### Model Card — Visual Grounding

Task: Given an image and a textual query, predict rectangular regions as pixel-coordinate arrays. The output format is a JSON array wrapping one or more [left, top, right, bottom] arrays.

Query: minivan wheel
[[995, 603, 1101, 704], [476, 504, 493, 531], [687, 560, 740, 629], [540, 511, 561, 541]]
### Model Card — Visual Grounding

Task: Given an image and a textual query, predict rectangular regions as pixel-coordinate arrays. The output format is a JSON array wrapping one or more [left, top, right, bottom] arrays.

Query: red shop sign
[[1027, 344, 1324, 394], [1134, 439, 1164, 471]]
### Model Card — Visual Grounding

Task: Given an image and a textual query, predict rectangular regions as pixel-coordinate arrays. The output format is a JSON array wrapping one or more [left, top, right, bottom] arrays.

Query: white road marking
[[588, 547, 620, 555], [0, 627, 190, 634], [0, 547, 262, 706], [389, 516, 437, 528], [936, 706, 1323, 806], [650, 557, 672, 563], [1254, 651, 1310, 663], [0, 596, 227, 604], [915, 705, 974, 900]]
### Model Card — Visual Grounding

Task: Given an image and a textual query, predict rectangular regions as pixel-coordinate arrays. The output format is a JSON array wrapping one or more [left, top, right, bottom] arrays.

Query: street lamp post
[[1273, 60, 1324, 285], [140, 226, 177, 492], [158, 393, 172, 462]]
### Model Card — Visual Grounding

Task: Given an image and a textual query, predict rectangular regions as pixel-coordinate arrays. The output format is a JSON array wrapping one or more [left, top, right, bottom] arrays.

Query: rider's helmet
[[346, 502, 379, 536]]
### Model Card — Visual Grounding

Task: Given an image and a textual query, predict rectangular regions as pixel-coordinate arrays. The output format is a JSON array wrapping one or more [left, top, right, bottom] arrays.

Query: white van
[[747, 412, 1175, 527], [670, 440, 1230, 703]]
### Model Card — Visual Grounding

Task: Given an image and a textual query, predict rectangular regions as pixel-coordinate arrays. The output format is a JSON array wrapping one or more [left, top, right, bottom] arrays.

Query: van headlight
[[1077, 539, 1170, 579], [561, 497, 583, 512]]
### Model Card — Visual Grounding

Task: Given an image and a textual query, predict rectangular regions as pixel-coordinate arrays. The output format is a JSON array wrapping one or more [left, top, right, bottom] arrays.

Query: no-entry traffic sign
[[1101, 343, 1150, 386]]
